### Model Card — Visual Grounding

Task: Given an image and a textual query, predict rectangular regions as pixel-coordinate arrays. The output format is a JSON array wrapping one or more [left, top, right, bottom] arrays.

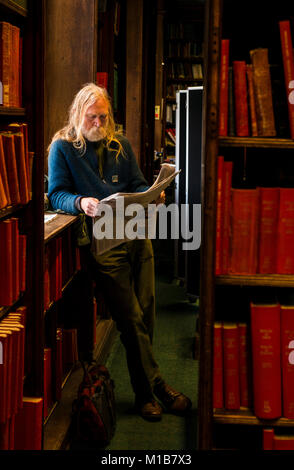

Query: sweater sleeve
[[47, 140, 83, 215]]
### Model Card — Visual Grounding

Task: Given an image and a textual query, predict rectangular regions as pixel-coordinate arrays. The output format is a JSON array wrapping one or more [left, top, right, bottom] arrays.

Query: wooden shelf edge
[[214, 409, 294, 427], [219, 136, 294, 149], [0, 0, 27, 16], [0, 106, 26, 115], [216, 274, 294, 287]]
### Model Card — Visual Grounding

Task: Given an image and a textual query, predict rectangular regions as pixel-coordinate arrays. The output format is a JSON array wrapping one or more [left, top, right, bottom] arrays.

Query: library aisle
[[105, 240, 199, 450]]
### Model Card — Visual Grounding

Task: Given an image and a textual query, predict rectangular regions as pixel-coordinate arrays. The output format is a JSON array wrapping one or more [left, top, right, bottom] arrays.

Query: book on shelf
[[218, 39, 230, 136], [62, 328, 79, 371], [258, 187, 279, 274], [213, 322, 224, 409], [249, 48, 276, 136], [250, 303, 281, 420], [14, 397, 43, 450], [281, 305, 294, 419], [0, 22, 21, 108], [191, 63, 203, 80], [246, 64, 258, 137], [277, 188, 294, 274], [96, 72, 108, 90], [215, 156, 224, 275], [238, 323, 252, 408], [263, 428, 294, 451], [223, 323, 240, 410], [2, 133, 20, 206], [55, 328, 63, 401], [229, 188, 259, 274], [233, 61, 249, 136], [43, 348, 52, 420], [279, 20, 294, 140], [228, 66, 235, 136]]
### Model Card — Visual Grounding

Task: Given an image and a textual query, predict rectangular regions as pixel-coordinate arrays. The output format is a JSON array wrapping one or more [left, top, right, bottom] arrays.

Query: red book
[[281, 305, 294, 418], [0, 421, 9, 450], [8, 123, 29, 195], [250, 303, 281, 419], [221, 161, 233, 274], [0, 134, 10, 206], [238, 323, 251, 408], [48, 238, 59, 302], [14, 397, 43, 450], [10, 218, 20, 302], [215, 156, 224, 275], [13, 133, 29, 204], [96, 72, 108, 90], [273, 436, 294, 450], [10, 24, 20, 108], [1, 133, 20, 205], [218, 39, 230, 136], [4, 318, 25, 410], [19, 234, 27, 292], [0, 326, 17, 420], [0, 219, 13, 306], [229, 189, 259, 274], [233, 61, 249, 136], [55, 328, 63, 401], [0, 22, 12, 107], [246, 64, 258, 136], [263, 428, 274, 450], [43, 348, 52, 420], [258, 187, 279, 274], [277, 188, 294, 274], [279, 21, 294, 139], [75, 246, 81, 271], [223, 323, 240, 410], [213, 322, 223, 409], [0, 332, 9, 423]]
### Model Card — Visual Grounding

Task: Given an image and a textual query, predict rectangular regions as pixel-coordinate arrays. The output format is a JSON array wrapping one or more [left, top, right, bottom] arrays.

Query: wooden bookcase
[[198, 0, 294, 450]]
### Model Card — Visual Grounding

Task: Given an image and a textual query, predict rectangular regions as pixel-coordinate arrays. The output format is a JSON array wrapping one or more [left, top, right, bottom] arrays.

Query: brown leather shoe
[[153, 382, 192, 415], [136, 399, 162, 421]]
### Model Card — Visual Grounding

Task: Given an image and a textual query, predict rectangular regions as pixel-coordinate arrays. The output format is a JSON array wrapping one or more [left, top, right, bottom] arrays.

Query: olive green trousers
[[92, 239, 162, 401]]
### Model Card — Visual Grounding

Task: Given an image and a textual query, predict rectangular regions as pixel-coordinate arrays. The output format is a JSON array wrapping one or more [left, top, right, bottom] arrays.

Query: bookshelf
[[198, 0, 294, 450], [161, 1, 205, 163]]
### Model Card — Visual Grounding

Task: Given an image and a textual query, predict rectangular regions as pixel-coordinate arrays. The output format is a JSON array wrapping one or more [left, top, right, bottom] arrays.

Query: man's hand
[[80, 197, 100, 217], [155, 191, 166, 206]]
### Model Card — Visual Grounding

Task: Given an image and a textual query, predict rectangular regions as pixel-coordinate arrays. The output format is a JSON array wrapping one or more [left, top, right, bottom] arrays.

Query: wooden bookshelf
[[44, 213, 78, 244], [198, 0, 294, 451], [0, 106, 26, 115]]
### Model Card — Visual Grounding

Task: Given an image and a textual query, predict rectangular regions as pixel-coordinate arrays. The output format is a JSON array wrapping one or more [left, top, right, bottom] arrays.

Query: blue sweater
[[48, 134, 149, 215]]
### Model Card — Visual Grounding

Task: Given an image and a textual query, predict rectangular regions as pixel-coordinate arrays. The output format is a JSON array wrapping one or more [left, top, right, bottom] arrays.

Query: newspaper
[[91, 163, 180, 256]]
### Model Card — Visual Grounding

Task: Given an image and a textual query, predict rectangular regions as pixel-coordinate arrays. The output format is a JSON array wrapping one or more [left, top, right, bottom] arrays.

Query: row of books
[[165, 22, 203, 42], [44, 233, 81, 311], [0, 218, 26, 306], [167, 61, 203, 81], [215, 156, 294, 274], [165, 127, 176, 145], [213, 303, 294, 420], [263, 428, 294, 450], [218, 21, 294, 139], [0, 21, 22, 108], [0, 123, 33, 210], [165, 40, 203, 58]]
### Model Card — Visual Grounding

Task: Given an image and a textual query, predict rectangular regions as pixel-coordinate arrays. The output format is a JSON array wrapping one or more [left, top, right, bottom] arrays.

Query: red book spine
[[218, 39, 230, 136], [1, 133, 20, 205], [10, 218, 19, 302], [0, 135, 10, 206], [246, 64, 258, 136], [213, 322, 223, 409], [14, 397, 43, 450], [229, 189, 259, 274], [263, 428, 274, 450], [279, 20, 294, 139], [0, 333, 9, 423], [221, 161, 233, 274], [273, 436, 294, 450], [0, 219, 13, 306], [43, 348, 52, 420], [258, 187, 279, 273], [233, 61, 249, 136], [250, 303, 281, 419], [238, 323, 252, 408], [75, 246, 81, 271], [281, 306, 294, 418], [223, 323, 240, 410], [215, 156, 224, 275], [55, 329, 63, 401], [0, 22, 12, 107], [277, 188, 294, 274]]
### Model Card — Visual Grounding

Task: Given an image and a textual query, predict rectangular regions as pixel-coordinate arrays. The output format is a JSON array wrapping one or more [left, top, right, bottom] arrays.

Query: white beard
[[82, 126, 107, 142]]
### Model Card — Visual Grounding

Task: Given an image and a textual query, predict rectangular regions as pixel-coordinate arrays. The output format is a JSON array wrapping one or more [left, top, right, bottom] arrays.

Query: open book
[[91, 163, 180, 256]]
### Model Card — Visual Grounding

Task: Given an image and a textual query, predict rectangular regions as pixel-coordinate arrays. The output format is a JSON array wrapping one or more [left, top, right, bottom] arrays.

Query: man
[[48, 83, 191, 421]]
